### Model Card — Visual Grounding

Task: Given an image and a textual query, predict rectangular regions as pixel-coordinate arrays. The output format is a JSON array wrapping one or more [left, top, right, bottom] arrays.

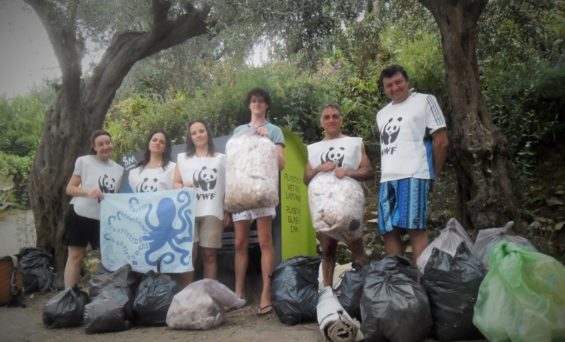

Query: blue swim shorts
[[378, 178, 431, 235]]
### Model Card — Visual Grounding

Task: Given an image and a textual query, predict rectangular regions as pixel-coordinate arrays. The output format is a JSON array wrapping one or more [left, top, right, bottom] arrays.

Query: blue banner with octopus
[[100, 189, 195, 273]]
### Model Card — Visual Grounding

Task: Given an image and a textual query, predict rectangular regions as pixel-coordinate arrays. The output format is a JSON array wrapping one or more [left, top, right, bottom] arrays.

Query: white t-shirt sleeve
[[425, 95, 446, 134]]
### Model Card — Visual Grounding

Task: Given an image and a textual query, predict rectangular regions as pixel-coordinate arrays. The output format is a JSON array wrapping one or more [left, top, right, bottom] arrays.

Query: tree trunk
[[26, 0, 210, 272], [419, 0, 519, 230]]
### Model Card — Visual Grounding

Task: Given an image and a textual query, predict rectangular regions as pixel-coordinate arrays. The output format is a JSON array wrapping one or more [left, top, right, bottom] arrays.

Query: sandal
[[256, 304, 273, 316]]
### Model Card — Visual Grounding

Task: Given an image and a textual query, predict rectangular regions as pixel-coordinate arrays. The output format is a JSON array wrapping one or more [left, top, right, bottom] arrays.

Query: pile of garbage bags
[[42, 265, 244, 333], [272, 219, 565, 342]]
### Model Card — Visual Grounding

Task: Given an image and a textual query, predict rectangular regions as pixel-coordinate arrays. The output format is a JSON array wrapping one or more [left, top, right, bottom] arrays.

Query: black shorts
[[64, 205, 100, 249]]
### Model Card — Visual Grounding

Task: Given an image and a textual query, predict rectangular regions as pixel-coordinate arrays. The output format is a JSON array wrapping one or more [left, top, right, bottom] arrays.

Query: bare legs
[[383, 229, 429, 264], [201, 246, 218, 279], [234, 216, 274, 307], [234, 219, 250, 299], [64, 246, 86, 288], [319, 234, 337, 287], [319, 234, 368, 287]]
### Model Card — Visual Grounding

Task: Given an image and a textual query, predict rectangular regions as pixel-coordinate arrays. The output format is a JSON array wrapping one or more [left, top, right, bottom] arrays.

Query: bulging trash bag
[[224, 128, 279, 212], [360, 256, 432, 342], [417, 218, 473, 274], [423, 243, 485, 341], [19, 247, 54, 293], [88, 263, 139, 299], [84, 286, 133, 334], [133, 271, 182, 326], [83, 264, 135, 334], [166, 279, 246, 330], [473, 241, 565, 342], [308, 172, 365, 243], [42, 285, 89, 328], [471, 221, 536, 269], [337, 263, 365, 320], [271, 256, 320, 325]]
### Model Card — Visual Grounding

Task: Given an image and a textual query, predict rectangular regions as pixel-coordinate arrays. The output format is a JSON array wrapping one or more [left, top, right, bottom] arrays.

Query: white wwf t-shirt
[[128, 162, 176, 192], [376, 92, 446, 182], [176, 152, 226, 220], [70, 155, 124, 220], [307, 136, 363, 170]]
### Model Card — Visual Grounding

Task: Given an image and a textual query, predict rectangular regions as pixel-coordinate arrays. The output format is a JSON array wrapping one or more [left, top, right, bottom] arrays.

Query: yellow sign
[[280, 128, 317, 259]]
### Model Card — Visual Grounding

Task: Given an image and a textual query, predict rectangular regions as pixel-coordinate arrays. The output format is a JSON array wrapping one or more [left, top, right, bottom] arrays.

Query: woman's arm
[[66, 175, 103, 199]]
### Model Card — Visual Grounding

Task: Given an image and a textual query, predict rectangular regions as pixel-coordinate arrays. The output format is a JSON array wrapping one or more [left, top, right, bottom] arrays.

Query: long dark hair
[[138, 130, 172, 169], [89, 129, 111, 154], [185, 120, 215, 157]]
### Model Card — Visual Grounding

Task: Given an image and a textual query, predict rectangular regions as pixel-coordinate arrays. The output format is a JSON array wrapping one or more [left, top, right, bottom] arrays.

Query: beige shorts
[[193, 216, 224, 249], [232, 207, 276, 222]]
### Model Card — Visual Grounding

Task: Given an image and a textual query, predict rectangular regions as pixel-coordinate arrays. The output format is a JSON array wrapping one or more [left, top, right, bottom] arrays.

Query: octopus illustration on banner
[[100, 189, 195, 273]]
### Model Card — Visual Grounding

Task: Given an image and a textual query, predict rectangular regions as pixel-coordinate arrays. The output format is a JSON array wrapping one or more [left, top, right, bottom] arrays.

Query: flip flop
[[256, 304, 273, 316]]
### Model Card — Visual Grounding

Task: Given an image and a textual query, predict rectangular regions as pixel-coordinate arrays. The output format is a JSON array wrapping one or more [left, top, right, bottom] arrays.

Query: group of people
[[62, 64, 449, 315]]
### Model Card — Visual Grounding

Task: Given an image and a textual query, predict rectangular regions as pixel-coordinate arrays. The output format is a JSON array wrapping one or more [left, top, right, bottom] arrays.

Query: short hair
[[379, 64, 409, 89], [185, 119, 215, 157], [320, 104, 342, 115], [89, 129, 111, 154], [138, 130, 172, 170], [244, 87, 271, 108]]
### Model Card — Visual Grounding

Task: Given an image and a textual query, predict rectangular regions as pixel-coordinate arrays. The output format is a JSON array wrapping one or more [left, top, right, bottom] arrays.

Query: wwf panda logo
[[98, 174, 117, 193], [193, 166, 217, 191], [380, 116, 402, 145], [136, 177, 159, 192], [321, 146, 345, 167]]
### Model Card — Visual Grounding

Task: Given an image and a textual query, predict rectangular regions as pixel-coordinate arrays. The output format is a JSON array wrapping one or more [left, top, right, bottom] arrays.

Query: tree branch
[[85, 1, 211, 120], [24, 0, 82, 110]]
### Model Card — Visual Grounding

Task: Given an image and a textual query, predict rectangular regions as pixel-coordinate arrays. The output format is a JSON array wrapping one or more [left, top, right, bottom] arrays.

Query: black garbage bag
[[423, 243, 485, 341], [42, 285, 89, 328], [88, 263, 139, 299], [271, 255, 320, 325], [19, 247, 54, 293], [361, 256, 433, 342], [133, 271, 182, 326], [83, 264, 135, 334], [337, 263, 365, 320]]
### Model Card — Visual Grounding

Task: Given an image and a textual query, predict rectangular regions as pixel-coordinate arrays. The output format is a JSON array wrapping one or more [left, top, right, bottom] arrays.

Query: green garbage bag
[[473, 241, 565, 342]]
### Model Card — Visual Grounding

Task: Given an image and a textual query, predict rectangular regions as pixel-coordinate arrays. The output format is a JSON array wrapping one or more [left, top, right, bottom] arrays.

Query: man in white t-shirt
[[376, 64, 449, 264]]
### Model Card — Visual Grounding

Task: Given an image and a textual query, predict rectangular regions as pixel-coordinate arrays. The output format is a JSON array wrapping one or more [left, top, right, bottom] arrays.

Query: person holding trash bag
[[304, 104, 374, 287], [63, 129, 124, 288], [174, 120, 229, 285], [229, 88, 285, 316], [376, 64, 449, 263], [128, 130, 175, 192]]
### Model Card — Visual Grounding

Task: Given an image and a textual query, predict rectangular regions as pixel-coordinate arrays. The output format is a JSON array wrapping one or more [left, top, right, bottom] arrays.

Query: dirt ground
[[0, 210, 323, 342], [0, 291, 322, 342]]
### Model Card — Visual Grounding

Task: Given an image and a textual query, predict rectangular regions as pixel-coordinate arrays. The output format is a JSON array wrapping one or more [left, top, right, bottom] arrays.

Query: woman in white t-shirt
[[173, 120, 228, 285], [64, 130, 124, 288], [128, 130, 175, 192]]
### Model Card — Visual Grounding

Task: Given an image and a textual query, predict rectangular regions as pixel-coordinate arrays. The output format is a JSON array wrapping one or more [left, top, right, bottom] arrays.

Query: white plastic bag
[[417, 218, 473, 274], [224, 129, 279, 212], [317, 286, 360, 342], [308, 172, 365, 243], [166, 279, 246, 330], [471, 221, 536, 269]]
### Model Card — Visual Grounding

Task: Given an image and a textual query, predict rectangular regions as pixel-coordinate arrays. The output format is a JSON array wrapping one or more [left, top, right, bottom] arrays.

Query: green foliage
[[0, 94, 45, 208], [106, 62, 332, 157], [0, 95, 44, 156], [0, 152, 33, 207], [478, 0, 565, 186]]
